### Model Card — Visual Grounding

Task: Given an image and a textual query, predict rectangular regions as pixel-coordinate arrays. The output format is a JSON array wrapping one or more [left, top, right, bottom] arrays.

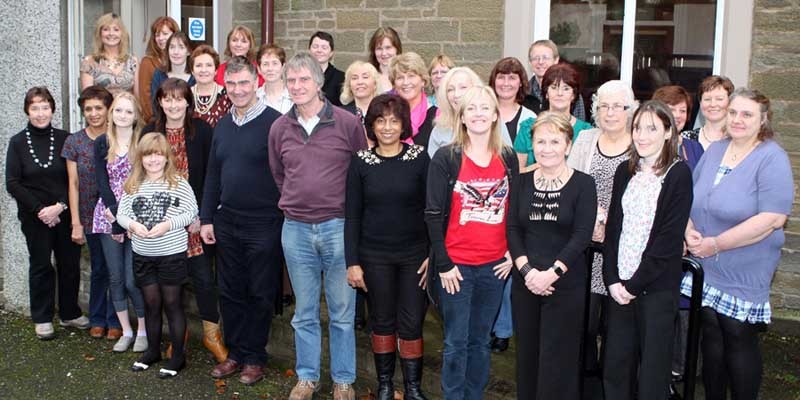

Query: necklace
[[193, 84, 219, 115], [25, 127, 55, 168], [729, 140, 758, 162], [535, 166, 569, 191]]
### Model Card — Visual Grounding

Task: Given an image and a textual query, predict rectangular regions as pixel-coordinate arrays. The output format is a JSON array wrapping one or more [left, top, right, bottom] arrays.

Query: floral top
[[92, 154, 131, 234], [617, 168, 663, 280], [166, 127, 203, 257], [80, 56, 138, 95], [61, 129, 101, 231]]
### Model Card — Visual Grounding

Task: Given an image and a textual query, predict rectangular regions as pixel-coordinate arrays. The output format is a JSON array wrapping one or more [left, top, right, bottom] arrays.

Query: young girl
[[118, 132, 197, 378], [602, 100, 693, 400]]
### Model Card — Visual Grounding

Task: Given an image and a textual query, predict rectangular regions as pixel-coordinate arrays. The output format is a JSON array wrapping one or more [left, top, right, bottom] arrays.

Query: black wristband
[[519, 262, 533, 278]]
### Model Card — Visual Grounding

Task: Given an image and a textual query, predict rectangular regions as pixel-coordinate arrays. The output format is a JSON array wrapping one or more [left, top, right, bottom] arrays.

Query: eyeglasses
[[529, 55, 553, 63], [597, 103, 630, 113]]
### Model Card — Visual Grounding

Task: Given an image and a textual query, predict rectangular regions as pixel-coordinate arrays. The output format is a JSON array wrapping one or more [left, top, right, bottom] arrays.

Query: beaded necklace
[[25, 126, 55, 168]]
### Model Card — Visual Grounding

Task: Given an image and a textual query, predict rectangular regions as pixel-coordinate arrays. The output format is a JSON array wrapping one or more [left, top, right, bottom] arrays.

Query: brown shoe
[[89, 327, 105, 339], [238, 364, 264, 386], [289, 380, 320, 400], [210, 358, 240, 379], [106, 328, 123, 340], [332, 382, 356, 400]]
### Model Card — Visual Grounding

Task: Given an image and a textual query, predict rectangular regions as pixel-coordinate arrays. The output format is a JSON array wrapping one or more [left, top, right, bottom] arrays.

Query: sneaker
[[332, 382, 356, 400], [289, 380, 321, 400], [59, 315, 90, 329], [132, 335, 148, 352], [113, 335, 134, 352], [35, 323, 55, 340]]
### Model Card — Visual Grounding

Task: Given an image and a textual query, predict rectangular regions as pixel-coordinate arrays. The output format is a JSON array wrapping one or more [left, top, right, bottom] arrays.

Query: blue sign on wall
[[188, 18, 205, 41]]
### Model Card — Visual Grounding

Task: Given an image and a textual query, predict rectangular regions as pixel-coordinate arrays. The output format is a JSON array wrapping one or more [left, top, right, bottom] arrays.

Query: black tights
[[139, 283, 186, 370], [701, 307, 763, 400]]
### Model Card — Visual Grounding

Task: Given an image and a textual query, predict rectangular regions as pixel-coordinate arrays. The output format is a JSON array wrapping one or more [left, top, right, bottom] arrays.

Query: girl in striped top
[[117, 132, 197, 379]]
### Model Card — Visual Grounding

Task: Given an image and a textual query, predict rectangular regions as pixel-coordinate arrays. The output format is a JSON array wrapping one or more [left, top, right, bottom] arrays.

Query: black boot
[[399, 338, 427, 400], [374, 351, 396, 400]]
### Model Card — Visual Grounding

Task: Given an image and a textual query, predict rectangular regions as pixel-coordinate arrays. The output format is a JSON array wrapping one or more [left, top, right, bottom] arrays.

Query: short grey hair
[[283, 52, 325, 90], [591, 79, 639, 126], [224, 56, 258, 81]]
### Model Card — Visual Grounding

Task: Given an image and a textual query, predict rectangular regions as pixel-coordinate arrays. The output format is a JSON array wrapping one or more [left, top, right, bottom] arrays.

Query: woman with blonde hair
[[80, 13, 138, 96], [137, 16, 179, 123], [93, 91, 147, 353], [427, 54, 454, 107], [425, 85, 517, 399], [214, 25, 264, 86], [340, 60, 380, 124], [389, 52, 437, 148]]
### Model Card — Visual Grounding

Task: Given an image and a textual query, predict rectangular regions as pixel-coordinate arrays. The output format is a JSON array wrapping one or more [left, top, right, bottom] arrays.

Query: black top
[[505, 106, 523, 143], [322, 64, 345, 107], [344, 143, 430, 266], [342, 102, 365, 125], [413, 106, 438, 149], [200, 106, 283, 223], [603, 161, 693, 296], [507, 170, 597, 289], [142, 118, 213, 206], [5, 123, 69, 218]]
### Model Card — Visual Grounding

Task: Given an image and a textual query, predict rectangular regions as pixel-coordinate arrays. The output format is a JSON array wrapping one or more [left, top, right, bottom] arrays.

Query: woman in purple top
[[63, 85, 121, 338], [683, 88, 793, 400]]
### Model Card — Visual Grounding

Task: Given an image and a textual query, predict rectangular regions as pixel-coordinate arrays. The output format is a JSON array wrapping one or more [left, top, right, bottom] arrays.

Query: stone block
[[443, 43, 503, 63], [316, 11, 335, 19], [381, 9, 423, 19], [757, 0, 794, 9], [438, 0, 503, 18], [407, 20, 459, 42], [366, 0, 399, 8], [333, 53, 362, 71], [318, 20, 336, 30], [381, 20, 407, 32], [274, 0, 292, 11], [274, 20, 288, 37], [753, 8, 800, 32], [773, 271, 800, 294], [304, 20, 318, 28], [460, 62, 494, 82], [337, 10, 380, 30], [235, 0, 262, 20], [403, 43, 444, 65], [334, 30, 367, 53], [422, 9, 437, 17], [774, 123, 800, 146], [770, 100, 800, 128], [288, 20, 304, 29], [461, 19, 504, 43], [750, 71, 800, 101], [291, 0, 325, 11], [401, 0, 436, 6], [328, 0, 363, 8]]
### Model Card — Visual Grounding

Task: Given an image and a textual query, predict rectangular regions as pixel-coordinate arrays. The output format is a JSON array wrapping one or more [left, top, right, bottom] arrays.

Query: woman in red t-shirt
[[425, 85, 518, 399]]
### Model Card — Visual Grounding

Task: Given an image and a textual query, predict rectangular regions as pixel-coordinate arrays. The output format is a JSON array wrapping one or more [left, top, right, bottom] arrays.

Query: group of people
[[6, 11, 793, 400]]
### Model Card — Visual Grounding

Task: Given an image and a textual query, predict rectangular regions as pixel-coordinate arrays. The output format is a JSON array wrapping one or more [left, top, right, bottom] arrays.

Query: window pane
[[550, 0, 625, 115]]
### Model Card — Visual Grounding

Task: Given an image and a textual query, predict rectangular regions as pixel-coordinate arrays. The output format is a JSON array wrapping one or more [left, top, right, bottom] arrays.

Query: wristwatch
[[57, 202, 68, 211], [550, 265, 565, 277]]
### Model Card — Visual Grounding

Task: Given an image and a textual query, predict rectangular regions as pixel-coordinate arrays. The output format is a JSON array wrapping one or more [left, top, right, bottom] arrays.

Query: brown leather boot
[[166, 328, 190, 359], [202, 321, 228, 363]]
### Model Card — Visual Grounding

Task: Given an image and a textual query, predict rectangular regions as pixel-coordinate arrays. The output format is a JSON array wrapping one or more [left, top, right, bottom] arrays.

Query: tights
[[139, 283, 186, 371], [701, 307, 763, 400]]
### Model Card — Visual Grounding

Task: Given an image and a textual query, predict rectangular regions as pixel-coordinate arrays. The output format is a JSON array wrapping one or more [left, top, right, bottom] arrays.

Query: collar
[[287, 97, 334, 124]]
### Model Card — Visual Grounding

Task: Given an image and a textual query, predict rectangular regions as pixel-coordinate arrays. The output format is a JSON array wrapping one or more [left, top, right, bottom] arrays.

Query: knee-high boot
[[372, 333, 396, 400], [202, 321, 229, 363], [399, 338, 428, 400]]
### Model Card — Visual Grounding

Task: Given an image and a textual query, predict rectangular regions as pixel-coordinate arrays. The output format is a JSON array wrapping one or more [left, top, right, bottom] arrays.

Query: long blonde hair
[[453, 86, 504, 155], [124, 132, 179, 194], [92, 13, 131, 62], [434, 67, 483, 130], [106, 92, 143, 162]]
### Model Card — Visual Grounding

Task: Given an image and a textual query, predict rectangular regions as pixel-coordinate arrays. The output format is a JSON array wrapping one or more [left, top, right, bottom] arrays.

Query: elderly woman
[[6, 87, 87, 340], [427, 54, 454, 107], [256, 44, 293, 114], [80, 13, 138, 96], [683, 88, 793, 400], [426, 86, 517, 399], [390, 52, 438, 148], [683, 75, 734, 150], [341, 60, 380, 125], [653, 85, 703, 170], [190, 45, 232, 128], [514, 63, 593, 172], [490, 57, 537, 144], [567, 79, 637, 373], [214, 25, 264, 87], [137, 16, 179, 123], [346, 94, 430, 400], [369, 27, 402, 92], [150, 32, 195, 112], [507, 112, 597, 399]]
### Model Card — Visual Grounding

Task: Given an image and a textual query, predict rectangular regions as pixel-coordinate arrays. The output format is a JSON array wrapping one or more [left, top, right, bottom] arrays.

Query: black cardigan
[[322, 64, 345, 107], [603, 161, 693, 296], [413, 106, 438, 149], [142, 118, 213, 207]]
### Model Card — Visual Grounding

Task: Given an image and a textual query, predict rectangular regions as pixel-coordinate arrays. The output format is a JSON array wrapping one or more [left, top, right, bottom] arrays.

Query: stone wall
[[233, 0, 505, 80], [750, 0, 800, 309]]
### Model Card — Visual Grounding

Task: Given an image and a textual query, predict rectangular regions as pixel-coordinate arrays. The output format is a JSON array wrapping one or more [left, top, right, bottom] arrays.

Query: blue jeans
[[492, 275, 513, 338], [439, 260, 506, 400], [282, 218, 355, 384], [99, 234, 144, 317], [86, 234, 120, 329]]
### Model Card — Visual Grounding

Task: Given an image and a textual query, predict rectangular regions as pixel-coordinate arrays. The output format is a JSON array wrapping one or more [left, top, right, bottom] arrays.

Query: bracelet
[[711, 237, 720, 261], [519, 262, 533, 278]]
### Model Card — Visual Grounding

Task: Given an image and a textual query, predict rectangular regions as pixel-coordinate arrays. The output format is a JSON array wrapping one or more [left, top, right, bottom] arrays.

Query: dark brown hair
[[160, 32, 193, 73], [628, 100, 680, 176], [698, 75, 734, 99], [652, 85, 693, 120], [24, 86, 55, 115], [145, 16, 179, 59], [364, 93, 413, 143], [309, 31, 335, 51], [488, 57, 530, 105], [542, 63, 581, 107], [153, 78, 196, 139], [368, 27, 402, 70], [78, 85, 113, 110]]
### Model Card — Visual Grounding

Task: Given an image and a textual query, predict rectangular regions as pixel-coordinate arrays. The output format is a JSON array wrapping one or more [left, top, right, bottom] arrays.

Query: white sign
[[188, 18, 206, 41]]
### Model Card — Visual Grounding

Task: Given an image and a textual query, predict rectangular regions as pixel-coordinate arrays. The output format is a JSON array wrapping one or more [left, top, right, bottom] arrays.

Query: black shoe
[[491, 337, 509, 353], [400, 357, 428, 400], [158, 357, 185, 379], [131, 352, 162, 372], [374, 352, 396, 400]]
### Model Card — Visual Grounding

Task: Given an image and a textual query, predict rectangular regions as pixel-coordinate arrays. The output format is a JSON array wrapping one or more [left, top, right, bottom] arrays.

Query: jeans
[[492, 275, 513, 338], [99, 234, 144, 317], [86, 233, 120, 329], [215, 210, 283, 366], [439, 260, 506, 400], [282, 217, 355, 384]]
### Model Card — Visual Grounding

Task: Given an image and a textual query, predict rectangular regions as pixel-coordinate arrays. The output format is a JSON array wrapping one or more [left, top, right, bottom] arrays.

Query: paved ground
[[0, 308, 798, 399]]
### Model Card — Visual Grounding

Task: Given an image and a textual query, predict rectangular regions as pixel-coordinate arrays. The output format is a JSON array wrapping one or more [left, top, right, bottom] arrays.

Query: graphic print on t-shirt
[[131, 191, 180, 229], [453, 176, 509, 225]]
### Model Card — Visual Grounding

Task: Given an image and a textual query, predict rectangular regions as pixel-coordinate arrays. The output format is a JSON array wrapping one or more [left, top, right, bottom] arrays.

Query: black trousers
[[603, 289, 678, 400], [19, 213, 82, 323], [214, 210, 283, 366], [362, 251, 428, 340], [512, 273, 585, 400], [584, 292, 608, 372], [187, 245, 220, 323]]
